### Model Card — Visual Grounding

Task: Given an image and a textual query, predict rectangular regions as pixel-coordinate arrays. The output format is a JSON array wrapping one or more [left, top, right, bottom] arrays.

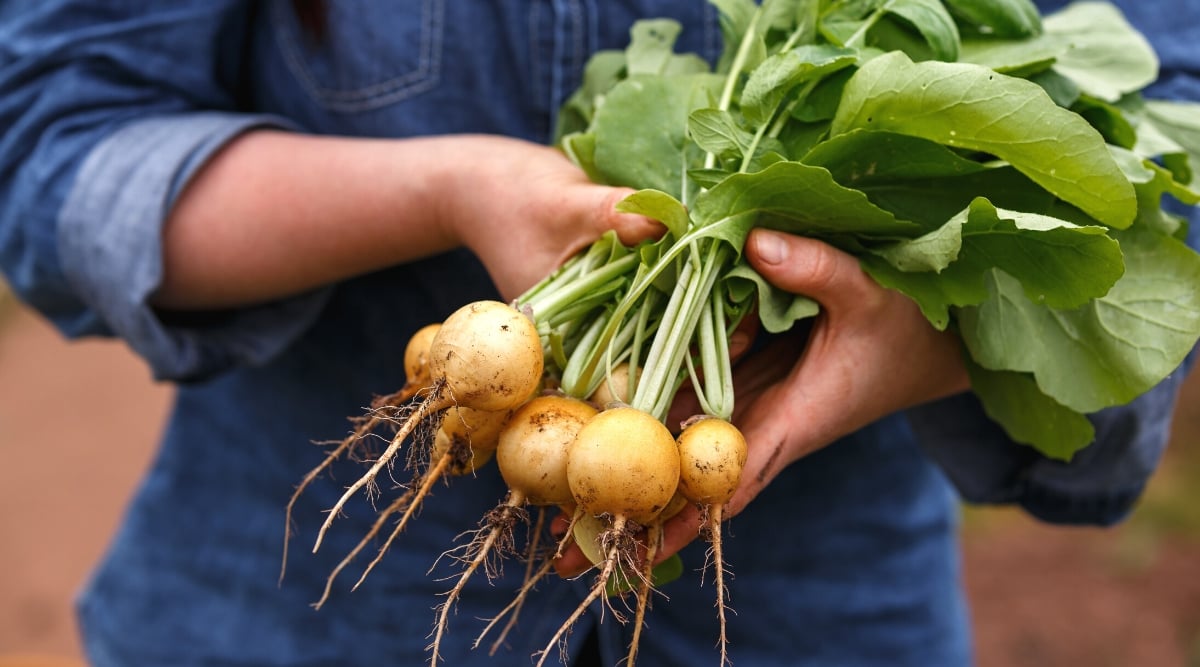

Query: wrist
[[424, 134, 546, 256]]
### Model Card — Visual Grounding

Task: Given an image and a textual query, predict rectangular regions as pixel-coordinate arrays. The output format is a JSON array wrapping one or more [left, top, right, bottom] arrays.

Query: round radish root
[[567, 406, 680, 525], [431, 300, 544, 412], [313, 300, 542, 554], [428, 404, 514, 470], [403, 323, 442, 392], [676, 416, 747, 667], [537, 407, 680, 667], [497, 395, 598, 507], [431, 426, 496, 475], [588, 362, 640, 408], [430, 394, 597, 664], [677, 416, 747, 506]]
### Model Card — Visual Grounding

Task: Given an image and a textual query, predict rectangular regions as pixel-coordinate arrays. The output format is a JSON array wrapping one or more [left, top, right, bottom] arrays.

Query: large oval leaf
[[883, 0, 961, 62], [806, 133, 1057, 231], [959, 227, 1200, 412], [942, 0, 1041, 38], [830, 52, 1136, 228], [864, 197, 1123, 328], [740, 45, 857, 125], [592, 73, 725, 198], [964, 361, 1095, 461], [1042, 1, 1158, 103], [692, 160, 921, 239]]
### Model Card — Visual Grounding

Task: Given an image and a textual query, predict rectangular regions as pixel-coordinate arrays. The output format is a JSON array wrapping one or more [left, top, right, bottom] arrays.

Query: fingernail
[[752, 230, 787, 265]]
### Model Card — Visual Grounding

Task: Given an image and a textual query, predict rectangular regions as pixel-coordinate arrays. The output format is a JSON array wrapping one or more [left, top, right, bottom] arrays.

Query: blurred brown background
[[1, 289, 1198, 666]]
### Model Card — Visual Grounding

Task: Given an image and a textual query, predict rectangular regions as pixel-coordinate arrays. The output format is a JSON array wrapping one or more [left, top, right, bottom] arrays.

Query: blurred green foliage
[[1131, 407, 1200, 541]]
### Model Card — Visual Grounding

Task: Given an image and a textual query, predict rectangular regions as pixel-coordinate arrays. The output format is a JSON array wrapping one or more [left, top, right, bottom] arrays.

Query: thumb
[[744, 229, 876, 309], [585, 186, 666, 248]]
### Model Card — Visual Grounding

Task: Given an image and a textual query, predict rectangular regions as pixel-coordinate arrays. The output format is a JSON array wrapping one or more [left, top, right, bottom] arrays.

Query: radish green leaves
[[543, 0, 1200, 460]]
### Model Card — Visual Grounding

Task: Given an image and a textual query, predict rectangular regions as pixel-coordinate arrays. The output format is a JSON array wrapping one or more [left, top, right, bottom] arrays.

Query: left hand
[[435, 135, 664, 300], [553, 228, 970, 575]]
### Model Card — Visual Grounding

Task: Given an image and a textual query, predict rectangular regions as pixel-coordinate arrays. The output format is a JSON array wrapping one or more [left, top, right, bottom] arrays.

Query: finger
[[728, 311, 757, 361], [549, 511, 571, 539], [745, 229, 880, 311], [589, 186, 666, 247], [654, 502, 704, 563], [553, 544, 592, 578], [547, 508, 591, 578], [727, 329, 807, 422], [546, 186, 663, 270], [720, 395, 796, 515], [665, 384, 702, 432]]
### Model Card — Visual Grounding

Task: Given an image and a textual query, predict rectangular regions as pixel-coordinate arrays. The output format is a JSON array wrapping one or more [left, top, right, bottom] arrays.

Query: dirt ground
[[1, 301, 1199, 665]]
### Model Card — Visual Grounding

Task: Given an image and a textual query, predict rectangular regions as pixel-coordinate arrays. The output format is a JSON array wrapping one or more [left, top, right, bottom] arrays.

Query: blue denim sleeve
[[909, 368, 1189, 527], [57, 113, 332, 382], [0, 1, 328, 382]]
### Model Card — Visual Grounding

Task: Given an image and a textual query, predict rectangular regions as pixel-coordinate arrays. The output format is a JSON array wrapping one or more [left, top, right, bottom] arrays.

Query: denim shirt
[[0, 2, 1195, 666]]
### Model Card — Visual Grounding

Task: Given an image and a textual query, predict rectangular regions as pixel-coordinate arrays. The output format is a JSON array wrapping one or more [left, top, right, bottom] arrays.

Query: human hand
[[552, 228, 970, 576], [657, 228, 971, 557], [156, 132, 660, 310], [434, 135, 662, 300]]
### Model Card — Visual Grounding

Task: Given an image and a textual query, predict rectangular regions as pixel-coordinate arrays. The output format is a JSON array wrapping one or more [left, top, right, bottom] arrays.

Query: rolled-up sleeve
[[909, 362, 1189, 526], [56, 113, 333, 381], [0, 1, 328, 382]]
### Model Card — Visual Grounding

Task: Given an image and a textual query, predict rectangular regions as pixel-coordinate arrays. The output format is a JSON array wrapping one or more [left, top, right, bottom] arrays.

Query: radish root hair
[[428, 491, 529, 667], [280, 389, 422, 585], [313, 379, 451, 554], [534, 515, 639, 667]]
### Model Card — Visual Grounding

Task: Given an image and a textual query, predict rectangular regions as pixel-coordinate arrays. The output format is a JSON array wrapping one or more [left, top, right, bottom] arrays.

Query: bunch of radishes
[[286, 298, 748, 666], [284, 0, 1200, 664]]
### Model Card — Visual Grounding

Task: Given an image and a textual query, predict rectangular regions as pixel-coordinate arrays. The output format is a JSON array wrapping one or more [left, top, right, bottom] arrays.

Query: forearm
[[156, 130, 460, 309], [157, 129, 660, 310]]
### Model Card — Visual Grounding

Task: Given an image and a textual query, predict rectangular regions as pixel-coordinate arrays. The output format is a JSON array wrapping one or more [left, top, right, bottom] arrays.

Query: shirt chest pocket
[[270, 0, 445, 113]]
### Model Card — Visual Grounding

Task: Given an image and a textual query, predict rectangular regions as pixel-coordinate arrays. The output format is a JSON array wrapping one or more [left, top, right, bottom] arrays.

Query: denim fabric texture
[[0, 1, 1195, 665]]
